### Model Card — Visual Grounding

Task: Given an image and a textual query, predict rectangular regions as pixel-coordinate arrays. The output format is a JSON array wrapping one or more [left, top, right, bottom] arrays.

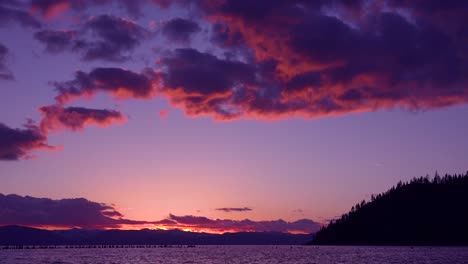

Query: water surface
[[1, 246, 467, 264]]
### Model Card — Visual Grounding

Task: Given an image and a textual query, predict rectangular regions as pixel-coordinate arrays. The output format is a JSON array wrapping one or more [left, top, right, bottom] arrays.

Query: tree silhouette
[[311, 172, 468, 245]]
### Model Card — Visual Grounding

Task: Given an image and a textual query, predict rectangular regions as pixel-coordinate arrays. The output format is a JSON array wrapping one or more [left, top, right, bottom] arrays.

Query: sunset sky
[[1, 0, 467, 233]]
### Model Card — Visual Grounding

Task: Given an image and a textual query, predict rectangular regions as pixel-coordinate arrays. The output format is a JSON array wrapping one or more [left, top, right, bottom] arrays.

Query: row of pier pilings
[[1, 245, 196, 250]]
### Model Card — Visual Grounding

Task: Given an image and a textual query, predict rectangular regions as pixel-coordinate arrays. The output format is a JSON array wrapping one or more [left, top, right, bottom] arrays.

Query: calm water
[[1, 246, 468, 264]]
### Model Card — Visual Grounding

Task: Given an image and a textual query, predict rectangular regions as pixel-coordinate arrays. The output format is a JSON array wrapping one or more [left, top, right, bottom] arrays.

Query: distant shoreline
[[0, 225, 314, 246]]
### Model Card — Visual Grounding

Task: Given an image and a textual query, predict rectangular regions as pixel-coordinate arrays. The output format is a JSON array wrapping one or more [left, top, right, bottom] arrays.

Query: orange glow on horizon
[[8, 223, 313, 235]]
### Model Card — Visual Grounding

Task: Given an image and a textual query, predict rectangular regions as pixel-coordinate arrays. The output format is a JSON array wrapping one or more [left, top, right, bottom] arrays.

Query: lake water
[[1, 246, 468, 264]]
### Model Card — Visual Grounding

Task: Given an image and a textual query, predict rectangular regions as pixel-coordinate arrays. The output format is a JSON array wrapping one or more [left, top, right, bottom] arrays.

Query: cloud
[[152, 0, 468, 120], [210, 22, 245, 49], [0, 105, 125, 160], [39, 105, 126, 132], [0, 0, 41, 28], [29, 0, 152, 19], [77, 15, 151, 62], [4, 1, 467, 160], [34, 15, 150, 62], [34, 30, 76, 54], [163, 214, 321, 234], [0, 43, 14, 80], [54, 67, 156, 103], [30, 0, 70, 20], [215, 207, 252, 213], [158, 48, 257, 120], [161, 18, 201, 44], [0, 122, 54, 160], [0, 194, 320, 233], [29, 1, 468, 122], [0, 194, 146, 229]]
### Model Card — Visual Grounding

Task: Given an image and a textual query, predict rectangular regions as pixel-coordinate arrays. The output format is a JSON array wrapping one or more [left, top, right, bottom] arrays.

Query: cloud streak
[[39, 105, 126, 132], [215, 207, 252, 213]]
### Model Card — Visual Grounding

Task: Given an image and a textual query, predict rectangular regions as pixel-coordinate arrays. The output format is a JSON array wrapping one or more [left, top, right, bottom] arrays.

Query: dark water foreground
[[1, 246, 467, 264]]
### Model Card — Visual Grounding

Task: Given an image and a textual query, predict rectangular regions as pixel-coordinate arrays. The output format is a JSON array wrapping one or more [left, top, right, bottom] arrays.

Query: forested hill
[[311, 172, 468, 245]]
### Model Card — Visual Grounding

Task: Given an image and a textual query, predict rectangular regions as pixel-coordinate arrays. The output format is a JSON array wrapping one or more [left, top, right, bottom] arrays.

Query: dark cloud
[[77, 15, 150, 62], [215, 207, 252, 213], [158, 48, 256, 119], [152, 0, 468, 120], [34, 30, 76, 54], [0, 43, 14, 80], [0, 122, 54, 160], [163, 214, 321, 233], [161, 48, 256, 94], [0, 194, 146, 229], [210, 23, 245, 49], [161, 18, 201, 44], [54, 67, 155, 103], [214, 0, 316, 23], [34, 15, 150, 62], [39, 105, 126, 132], [0, 105, 125, 161], [284, 71, 322, 93], [387, 0, 468, 18], [9, 0, 468, 126], [0, 0, 41, 28]]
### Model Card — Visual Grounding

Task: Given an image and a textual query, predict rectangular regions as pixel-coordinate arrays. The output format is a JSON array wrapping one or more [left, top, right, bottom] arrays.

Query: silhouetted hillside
[[311, 172, 468, 245], [0, 226, 313, 245], [0, 226, 65, 245]]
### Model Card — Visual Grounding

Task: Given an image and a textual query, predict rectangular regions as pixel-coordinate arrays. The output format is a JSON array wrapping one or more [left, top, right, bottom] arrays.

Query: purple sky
[[0, 0, 467, 233]]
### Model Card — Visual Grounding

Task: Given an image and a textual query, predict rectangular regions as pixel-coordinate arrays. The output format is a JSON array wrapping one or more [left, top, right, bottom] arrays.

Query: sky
[[0, 0, 467, 234]]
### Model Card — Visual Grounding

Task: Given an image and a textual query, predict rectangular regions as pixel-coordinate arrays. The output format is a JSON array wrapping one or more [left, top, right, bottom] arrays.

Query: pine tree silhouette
[[311, 172, 468, 245]]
